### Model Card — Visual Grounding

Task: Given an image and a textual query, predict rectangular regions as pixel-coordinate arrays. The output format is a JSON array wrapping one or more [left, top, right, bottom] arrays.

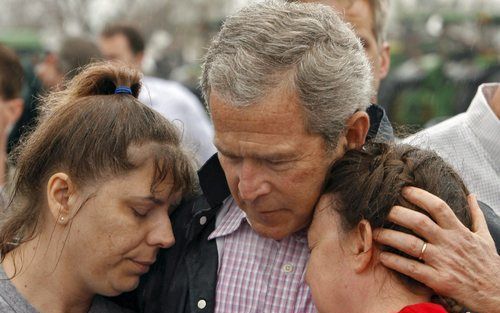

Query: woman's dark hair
[[323, 142, 472, 312], [0, 61, 197, 259]]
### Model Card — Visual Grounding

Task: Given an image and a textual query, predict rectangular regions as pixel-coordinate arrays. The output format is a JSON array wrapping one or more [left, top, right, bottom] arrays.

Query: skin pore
[[306, 194, 431, 313], [1, 146, 179, 313], [210, 83, 369, 240]]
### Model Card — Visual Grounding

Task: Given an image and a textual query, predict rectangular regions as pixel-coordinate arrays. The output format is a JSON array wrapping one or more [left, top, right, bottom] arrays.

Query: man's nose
[[237, 160, 271, 202]]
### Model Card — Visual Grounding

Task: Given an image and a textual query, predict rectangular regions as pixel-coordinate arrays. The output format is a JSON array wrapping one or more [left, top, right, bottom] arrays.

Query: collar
[[198, 104, 387, 207], [207, 198, 246, 240], [464, 83, 500, 162], [198, 153, 231, 210]]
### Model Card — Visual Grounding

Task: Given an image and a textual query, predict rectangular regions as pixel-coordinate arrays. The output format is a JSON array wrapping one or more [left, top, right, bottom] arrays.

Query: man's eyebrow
[[214, 142, 238, 157]]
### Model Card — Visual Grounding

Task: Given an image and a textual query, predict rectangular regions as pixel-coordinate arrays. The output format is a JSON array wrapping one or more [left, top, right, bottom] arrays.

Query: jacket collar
[[197, 104, 389, 209]]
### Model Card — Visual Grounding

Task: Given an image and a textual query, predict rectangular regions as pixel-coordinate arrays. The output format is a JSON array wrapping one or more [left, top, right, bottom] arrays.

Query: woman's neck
[[2, 234, 94, 313], [352, 266, 431, 313]]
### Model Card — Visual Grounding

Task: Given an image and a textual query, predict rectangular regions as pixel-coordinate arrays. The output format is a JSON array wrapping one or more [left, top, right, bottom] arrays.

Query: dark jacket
[[116, 105, 500, 313]]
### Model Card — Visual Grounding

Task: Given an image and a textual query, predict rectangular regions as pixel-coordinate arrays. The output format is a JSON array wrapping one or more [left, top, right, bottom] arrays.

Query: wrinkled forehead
[[209, 87, 310, 135]]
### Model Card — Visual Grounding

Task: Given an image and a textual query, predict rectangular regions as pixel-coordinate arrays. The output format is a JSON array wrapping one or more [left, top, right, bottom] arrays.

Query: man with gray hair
[[129, 2, 384, 312], [119, 1, 500, 313]]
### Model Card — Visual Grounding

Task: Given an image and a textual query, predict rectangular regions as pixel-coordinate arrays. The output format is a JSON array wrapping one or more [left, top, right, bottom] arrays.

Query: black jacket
[[116, 105, 500, 313]]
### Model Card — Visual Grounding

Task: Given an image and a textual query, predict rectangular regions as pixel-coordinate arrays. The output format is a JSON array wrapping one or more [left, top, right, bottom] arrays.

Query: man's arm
[[373, 187, 500, 313]]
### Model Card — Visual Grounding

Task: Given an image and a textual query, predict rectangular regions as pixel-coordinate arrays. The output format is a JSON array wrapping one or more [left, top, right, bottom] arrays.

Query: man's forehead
[[209, 90, 308, 133]]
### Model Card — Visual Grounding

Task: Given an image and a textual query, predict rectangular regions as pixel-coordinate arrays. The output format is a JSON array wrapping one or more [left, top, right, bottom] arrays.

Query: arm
[[373, 187, 500, 313]]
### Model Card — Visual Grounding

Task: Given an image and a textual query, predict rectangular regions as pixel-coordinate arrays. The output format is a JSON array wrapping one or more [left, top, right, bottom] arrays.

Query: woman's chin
[[101, 278, 140, 297]]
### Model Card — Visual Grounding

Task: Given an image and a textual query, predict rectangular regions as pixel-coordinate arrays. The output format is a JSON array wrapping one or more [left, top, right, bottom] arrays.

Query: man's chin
[[248, 221, 294, 241]]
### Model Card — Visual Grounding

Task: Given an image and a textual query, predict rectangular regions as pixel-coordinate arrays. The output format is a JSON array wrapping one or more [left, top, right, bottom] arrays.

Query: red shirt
[[399, 303, 448, 313]]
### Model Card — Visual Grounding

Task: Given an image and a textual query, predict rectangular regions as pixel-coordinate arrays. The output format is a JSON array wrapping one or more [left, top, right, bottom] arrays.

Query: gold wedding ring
[[418, 242, 428, 260]]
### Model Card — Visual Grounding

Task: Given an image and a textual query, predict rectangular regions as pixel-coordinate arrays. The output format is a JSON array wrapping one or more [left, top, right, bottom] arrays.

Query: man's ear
[[378, 42, 391, 80], [350, 219, 374, 273], [6, 98, 24, 125], [345, 111, 370, 150], [46, 173, 76, 225]]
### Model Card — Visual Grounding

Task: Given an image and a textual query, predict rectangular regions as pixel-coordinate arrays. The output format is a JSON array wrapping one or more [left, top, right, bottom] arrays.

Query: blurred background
[[1, 0, 499, 132]]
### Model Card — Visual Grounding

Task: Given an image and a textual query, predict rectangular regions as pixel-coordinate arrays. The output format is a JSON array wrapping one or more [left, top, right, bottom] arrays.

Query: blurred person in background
[[296, 0, 393, 141], [0, 62, 196, 312], [406, 83, 500, 213], [0, 44, 24, 203], [99, 23, 216, 165], [36, 36, 103, 91]]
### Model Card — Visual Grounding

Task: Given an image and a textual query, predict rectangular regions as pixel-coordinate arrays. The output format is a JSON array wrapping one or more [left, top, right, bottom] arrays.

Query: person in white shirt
[[405, 83, 500, 213], [99, 23, 216, 165]]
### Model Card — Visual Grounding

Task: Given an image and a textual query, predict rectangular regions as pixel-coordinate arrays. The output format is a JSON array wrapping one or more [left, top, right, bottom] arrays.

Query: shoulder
[[0, 266, 38, 313], [403, 113, 469, 151]]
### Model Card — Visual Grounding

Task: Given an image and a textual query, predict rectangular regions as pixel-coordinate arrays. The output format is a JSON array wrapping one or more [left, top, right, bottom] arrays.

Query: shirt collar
[[197, 153, 231, 210], [208, 197, 246, 240], [464, 83, 500, 160], [207, 197, 309, 244]]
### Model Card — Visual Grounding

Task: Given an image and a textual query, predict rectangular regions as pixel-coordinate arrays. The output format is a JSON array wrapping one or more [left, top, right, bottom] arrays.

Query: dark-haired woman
[[0, 63, 196, 312], [306, 142, 476, 313]]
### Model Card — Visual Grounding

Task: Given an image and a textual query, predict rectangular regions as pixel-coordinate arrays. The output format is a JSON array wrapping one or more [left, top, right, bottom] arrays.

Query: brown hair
[[0, 61, 196, 258], [57, 36, 103, 80], [0, 44, 24, 100], [323, 142, 471, 312], [101, 23, 145, 55]]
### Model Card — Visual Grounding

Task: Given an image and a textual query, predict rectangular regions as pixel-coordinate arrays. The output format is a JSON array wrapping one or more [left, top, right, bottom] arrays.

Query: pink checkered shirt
[[208, 197, 316, 313]]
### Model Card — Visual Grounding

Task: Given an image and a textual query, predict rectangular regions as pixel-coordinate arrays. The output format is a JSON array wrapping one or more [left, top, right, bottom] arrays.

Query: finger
[[402, 187, 464, 229], [379, 251, 438, 287], [387, 206, 441, 242], [468, 194, 495, 244], [373, 228, 429, 260]]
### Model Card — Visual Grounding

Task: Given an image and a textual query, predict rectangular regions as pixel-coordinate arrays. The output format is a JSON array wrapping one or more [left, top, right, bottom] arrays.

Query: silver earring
[[59, 216, 65, 223]]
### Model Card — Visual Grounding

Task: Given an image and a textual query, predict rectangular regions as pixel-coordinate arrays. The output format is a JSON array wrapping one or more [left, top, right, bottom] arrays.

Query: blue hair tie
[[115, 86, 132, 95]]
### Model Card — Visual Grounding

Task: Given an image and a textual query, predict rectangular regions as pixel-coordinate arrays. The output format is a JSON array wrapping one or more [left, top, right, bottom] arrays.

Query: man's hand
[[373, 187, 500, 313]]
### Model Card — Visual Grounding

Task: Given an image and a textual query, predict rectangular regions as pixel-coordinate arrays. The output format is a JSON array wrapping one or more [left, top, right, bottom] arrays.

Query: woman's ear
[[46, 173, 75, 225], [350, 219, 374, 273]]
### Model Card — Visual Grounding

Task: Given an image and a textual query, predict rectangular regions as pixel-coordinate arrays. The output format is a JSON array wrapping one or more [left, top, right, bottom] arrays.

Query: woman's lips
[[130, 259, 155, 274]]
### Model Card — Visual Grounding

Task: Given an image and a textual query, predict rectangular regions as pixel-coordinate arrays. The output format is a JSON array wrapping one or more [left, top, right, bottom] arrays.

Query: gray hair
[[201, 0, 373, 148]]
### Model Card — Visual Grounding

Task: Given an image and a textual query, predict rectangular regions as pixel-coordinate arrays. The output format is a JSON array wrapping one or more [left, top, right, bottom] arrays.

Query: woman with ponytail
[[0, 62, 196, 312], [306, 142, 473, 313]]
